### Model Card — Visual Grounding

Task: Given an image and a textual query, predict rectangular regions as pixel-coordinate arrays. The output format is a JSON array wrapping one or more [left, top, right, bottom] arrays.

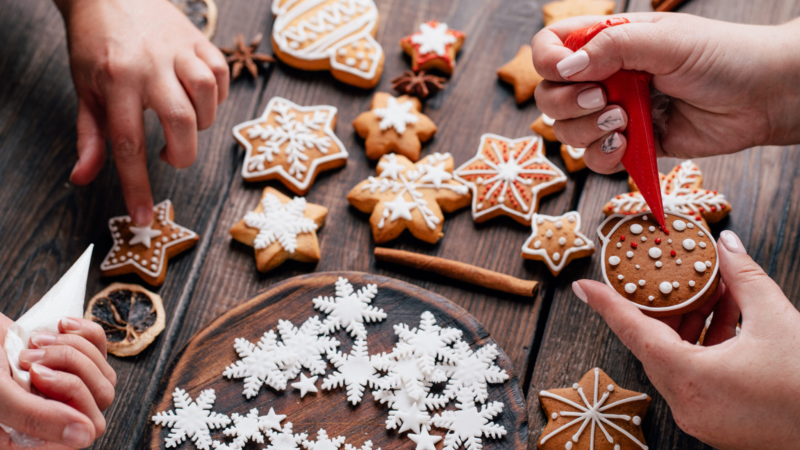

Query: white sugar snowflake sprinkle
[[373, 384, 445, 431], [266, 423, 308, 450], [344, 441, 379, 450], [278, 316, 340, 380], [243, 193, 318, 253], [222, 407, 285, 448], [432, 389, 506, 450], [302, 429, 346, 450], [152, 388, 231, 450], [394, 311, 462, 377], [313, 277, 387, 340], [223, 330, 289, 399], [322, 338, 382, 404], [440, 341, 508, 404], [373, 351, 448, 401], [211, 441, 240, 450]]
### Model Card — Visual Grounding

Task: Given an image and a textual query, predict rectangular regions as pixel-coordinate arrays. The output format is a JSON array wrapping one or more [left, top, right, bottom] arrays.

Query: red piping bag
[[564, 18, 666, 230]]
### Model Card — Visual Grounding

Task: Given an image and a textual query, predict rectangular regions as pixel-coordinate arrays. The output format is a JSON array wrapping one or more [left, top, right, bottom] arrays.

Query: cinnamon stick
[[652, 0, 688, 12], [374, 248, 539, 298]]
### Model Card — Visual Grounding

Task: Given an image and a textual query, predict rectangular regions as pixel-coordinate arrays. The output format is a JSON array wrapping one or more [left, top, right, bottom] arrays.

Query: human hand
[[571, 230, 800, 449], [0, 314, 116, 449], [56, 0, 230, 225], [531, 14, 800, 174]]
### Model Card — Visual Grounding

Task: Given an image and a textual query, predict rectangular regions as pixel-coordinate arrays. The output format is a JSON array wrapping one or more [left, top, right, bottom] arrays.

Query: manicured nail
[[557, 50, 590, 78], [720, 230, 746, 254], [597, 108, 625, 131], [69, 162, 80, 183], [601, 133, 623, 154], [62, 423, 92, 448], [20, 349, 45, 364], [133, 206, 153, 227], [31, 333, 57, 347], [572, 282, 588, 303], [577, 87, 605, 110], [31, 363, 56, 380], [61, 317, 82, 332]]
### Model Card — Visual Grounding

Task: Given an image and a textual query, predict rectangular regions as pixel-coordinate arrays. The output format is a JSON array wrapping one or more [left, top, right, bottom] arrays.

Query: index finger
[[532, 15, 615, 81]]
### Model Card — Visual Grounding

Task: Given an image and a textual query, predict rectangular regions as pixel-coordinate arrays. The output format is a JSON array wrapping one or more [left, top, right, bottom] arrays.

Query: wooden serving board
[[143, 272, 528, 450]]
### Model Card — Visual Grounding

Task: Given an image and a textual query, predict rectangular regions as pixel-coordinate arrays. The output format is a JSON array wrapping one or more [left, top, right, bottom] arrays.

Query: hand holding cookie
[[572, 230, 800, 449]]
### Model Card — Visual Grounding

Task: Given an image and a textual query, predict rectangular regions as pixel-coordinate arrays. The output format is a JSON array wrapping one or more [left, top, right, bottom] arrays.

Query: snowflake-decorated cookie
[[401, 21, 465, 76], [597, 211, 720, 317], [222, 407, 286, 448], [302, 429, 346, 450], [230, 187, 327, 273], [152, 388, 231, 450], [266, 423, 308, 450], [312, 277, 386, 340], [278, 316, 340, 380], [271, 0, 385, 88], [521, 212, 595, 276], [497, 45, 544, 104], [394, 311, 462, 378], [234, 97, 348, 194], [223, 330, 291, 398], [347, 153, 471, 244], [454, 133, 567, 225], [353, 93, 437, 162], [537, 368, 650, 450], [431, 388, 507, 450], [322, 338, 382, 404], [100, 200, 199, 286], [542, 0, 616, 27], [603, 160, 732, 226]]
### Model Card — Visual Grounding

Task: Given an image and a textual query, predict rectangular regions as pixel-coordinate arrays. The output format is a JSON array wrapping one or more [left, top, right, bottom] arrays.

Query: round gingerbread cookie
[[597, 211, 719, 317]]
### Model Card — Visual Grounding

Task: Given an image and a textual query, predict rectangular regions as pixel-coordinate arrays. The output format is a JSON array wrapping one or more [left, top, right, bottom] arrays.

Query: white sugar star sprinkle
[[408, 428, 442, 450], [292, 373, 319, 398]]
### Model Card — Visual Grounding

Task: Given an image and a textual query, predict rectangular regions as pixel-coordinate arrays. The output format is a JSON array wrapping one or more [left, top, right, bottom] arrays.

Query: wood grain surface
[[0, 0, 798, 449], [144, 272, 528, 450]]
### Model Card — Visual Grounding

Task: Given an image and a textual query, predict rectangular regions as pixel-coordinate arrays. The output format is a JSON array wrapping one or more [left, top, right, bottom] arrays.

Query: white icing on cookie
[[626, 251, 634, 258], [618, 275, 624, 280], [659, 282, 673, 294], [683, 239, 696, 250], [638, 280, 645, 287], [648, 247, 662, 259], [625, 283, 637, 294], [694, 261, 706, 273], [630, 224, 643, 235], [609, 256, 621, 266], [673, 220, 686, 231]]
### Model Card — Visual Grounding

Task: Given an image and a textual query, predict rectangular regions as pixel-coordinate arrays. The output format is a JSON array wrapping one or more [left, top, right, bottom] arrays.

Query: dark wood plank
[[526, 2, 800, 450]]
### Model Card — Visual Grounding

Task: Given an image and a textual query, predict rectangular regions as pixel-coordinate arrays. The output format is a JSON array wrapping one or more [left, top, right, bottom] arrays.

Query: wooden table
[[0, 0, 798, 449]]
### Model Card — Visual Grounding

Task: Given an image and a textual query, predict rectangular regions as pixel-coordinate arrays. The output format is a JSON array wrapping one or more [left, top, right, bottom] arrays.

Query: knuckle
[[111, 134, 145, 161], [22, 410, 48, 437], [164, 105, 196, 130], [94, 415, 107, 437], [98, 380, 116, 410], [191, 72, 217, 93], [95, 55, 136, 85]]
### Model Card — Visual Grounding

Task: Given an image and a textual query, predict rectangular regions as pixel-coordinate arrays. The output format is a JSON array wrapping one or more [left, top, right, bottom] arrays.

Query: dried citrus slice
[[169, 0, 218, 39]]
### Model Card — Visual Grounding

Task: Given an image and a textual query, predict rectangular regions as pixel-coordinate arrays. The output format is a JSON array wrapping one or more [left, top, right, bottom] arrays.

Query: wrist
[[761, 20, 800, 146]]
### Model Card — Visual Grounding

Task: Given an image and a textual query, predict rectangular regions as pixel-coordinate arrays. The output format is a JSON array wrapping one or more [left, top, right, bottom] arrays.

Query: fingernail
[[577, 87, 605, 110], [31, 363, 56, 380], [601, 133, 623, 154], [557, 50, 590, 78], [597, 108, 625, 131], [61, 317, 82, 332], [720, 230, 746, 254], [62, 423, 92, 448], [31, 333, 57, 347], [69, 162, 80, 183], [133, 206, 153, 226], [572, 282, 588, 303], [20, 349, 45, 364]]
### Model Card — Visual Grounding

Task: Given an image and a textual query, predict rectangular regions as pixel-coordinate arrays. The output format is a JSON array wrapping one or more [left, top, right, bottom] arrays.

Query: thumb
[[70, 94, 107, 186]]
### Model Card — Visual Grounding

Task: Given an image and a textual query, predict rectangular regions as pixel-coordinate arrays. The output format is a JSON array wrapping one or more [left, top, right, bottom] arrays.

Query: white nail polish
[[597, 109, 624, 131], [557, 50, 590, 79], [577, 88, 605, 110]]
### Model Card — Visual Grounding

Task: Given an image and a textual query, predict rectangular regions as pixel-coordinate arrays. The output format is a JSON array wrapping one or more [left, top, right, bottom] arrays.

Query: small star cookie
[[100, 200, 198, 286], [530, 113, 557, 142], [233, 97, 348, 195], [401, 21, 465, 76], [353, 93, 437, 162], [497, 45, 544, 104], [537, 368, 650, 450], [542, 0, 616, 27], [530, 113, 587, 173], [230, 187, 327, 273], [521, 212, 594, 275], [347, 153, 470, 244]]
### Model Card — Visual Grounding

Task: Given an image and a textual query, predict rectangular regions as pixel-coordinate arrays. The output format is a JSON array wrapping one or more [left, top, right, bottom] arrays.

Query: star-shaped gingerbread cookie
[[542, 0, 616, 27], [530, 113, 587, 173], [100, 200, 199, 286], [230, 187, 327, 273], [497, 45, 544, 104], [603, 160, 731, 226], [521, 212, 594, 275], [400, 21, 465, 76], [233, 97, 348, 195], [537, 368, 651, 450], [353, 92, 437, 162], [347, 153, 470, 244], [454, 133, 567, 225]]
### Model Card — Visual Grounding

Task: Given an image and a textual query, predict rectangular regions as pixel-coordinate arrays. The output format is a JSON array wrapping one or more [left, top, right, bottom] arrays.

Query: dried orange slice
[[169, 0, 218, 39]]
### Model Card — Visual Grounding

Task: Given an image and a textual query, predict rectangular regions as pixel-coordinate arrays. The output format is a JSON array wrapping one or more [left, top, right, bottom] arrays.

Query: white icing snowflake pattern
[[411, 22, 457, 56], [394, 311, 462, 377], [152, 388, 231, 450], [431, 389, 507, 450], [312, 277, 386, 339], [322, 338, 381, 404], [266, 423, 308, 450], [222, 407, 286, 448], [440, 341, 508, 404], [244, 193, 318, 253], [278, 316, 340, 380], [538, 368, 650, 450], [373, 96, 419, 134], [223, 330, 290, 399], [302, 429, 346, 450]]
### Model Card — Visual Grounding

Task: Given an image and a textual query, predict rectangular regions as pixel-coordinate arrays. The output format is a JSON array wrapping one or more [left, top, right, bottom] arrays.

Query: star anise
[[220, 33, 275, 80], [391, 70, 446, 99]]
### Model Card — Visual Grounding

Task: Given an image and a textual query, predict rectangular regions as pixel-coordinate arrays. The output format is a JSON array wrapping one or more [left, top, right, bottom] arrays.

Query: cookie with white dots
[[597, 211, 719, 317], [521, 212, 595, 275]]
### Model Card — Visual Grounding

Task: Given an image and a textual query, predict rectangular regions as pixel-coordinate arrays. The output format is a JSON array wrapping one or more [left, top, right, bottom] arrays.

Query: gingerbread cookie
[[530, 113, 587, 173], [597, 211, 720, 317], [603, 160, 731, 226], [230, 187, 327, 272], [538, 367, 650, 450], [271, 0, 384, 88], [233, 97, 348, 195], [542, 0, 616, 27], [100, 200, 199, 286], [497, 45, 544, 104], [353, 93, 437, 162], [400, 21, 465, 76], [521, 212, 595, 275], [530, 113, 557, 142], [347, 153, 470, 244], [454, 133, 567, 225]]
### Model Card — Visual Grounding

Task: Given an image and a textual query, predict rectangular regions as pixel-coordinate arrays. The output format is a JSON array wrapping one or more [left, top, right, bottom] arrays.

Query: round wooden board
[[143, 272, 528, 450]]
